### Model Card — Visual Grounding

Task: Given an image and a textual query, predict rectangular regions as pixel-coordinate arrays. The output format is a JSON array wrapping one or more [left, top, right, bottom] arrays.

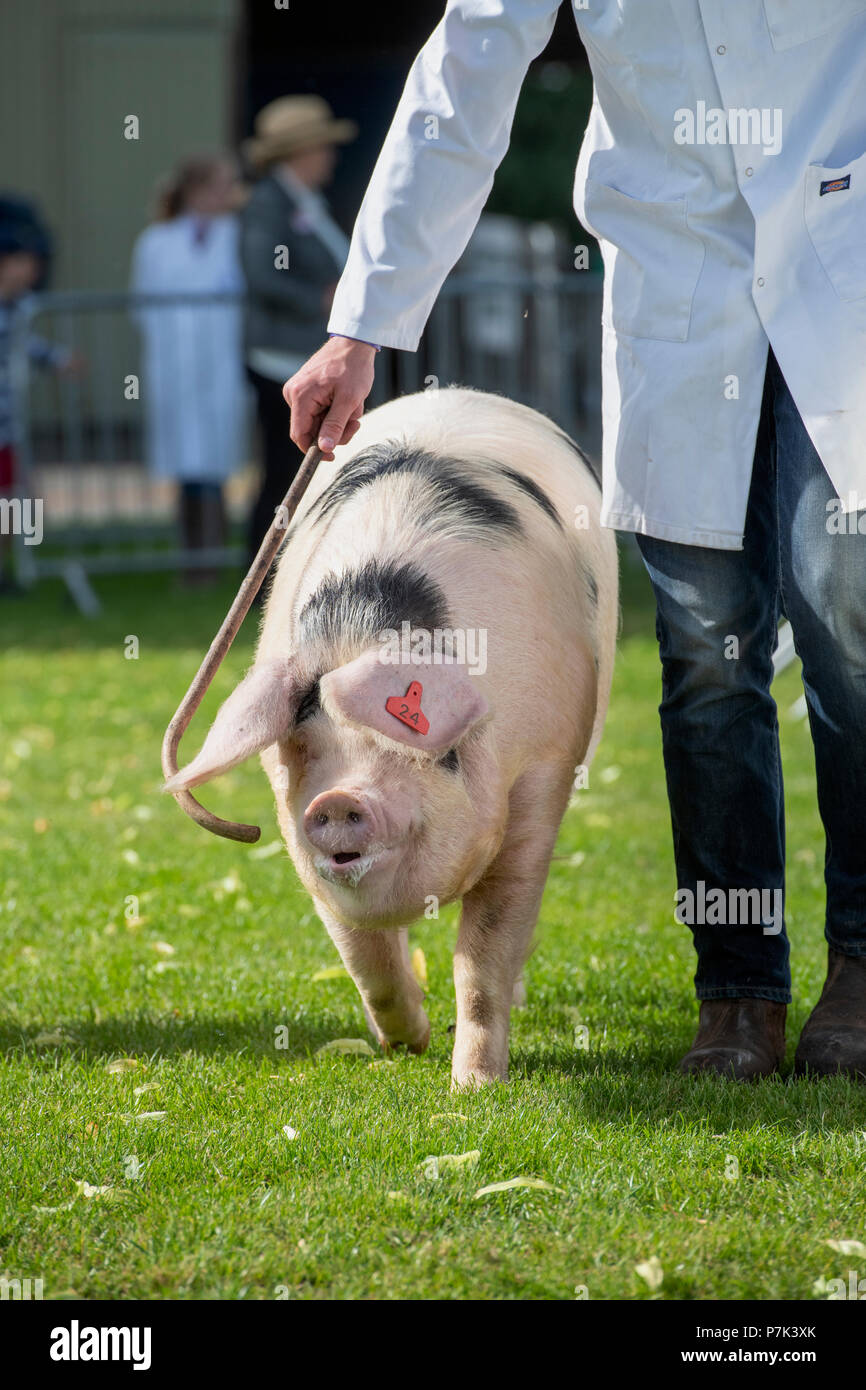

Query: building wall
[[0, 0, 239, 290]]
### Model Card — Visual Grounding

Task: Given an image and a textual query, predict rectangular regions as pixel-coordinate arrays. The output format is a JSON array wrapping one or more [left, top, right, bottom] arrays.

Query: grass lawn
[[1, 548, 863, 1302]]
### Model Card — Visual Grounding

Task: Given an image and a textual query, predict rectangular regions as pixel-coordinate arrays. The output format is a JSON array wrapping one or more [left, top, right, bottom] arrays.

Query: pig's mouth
[[313, 843, 397, 888]]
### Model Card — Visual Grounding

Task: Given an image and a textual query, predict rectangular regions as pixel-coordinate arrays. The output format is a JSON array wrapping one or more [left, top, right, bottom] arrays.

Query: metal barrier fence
[[8, 275, 603, 612]]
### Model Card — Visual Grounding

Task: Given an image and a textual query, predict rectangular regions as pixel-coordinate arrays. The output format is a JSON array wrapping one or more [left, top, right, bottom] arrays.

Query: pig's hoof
[[379, 1015, 431, 1056], [407, 1019, 431, 1055]]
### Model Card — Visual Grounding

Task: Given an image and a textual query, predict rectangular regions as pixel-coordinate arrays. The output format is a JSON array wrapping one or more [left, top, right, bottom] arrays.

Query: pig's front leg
[[316, 903, 430, 1053], [451, 765, 571, 1089]]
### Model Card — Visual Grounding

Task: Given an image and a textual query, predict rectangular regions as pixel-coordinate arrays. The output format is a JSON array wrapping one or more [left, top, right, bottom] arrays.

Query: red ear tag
[[385, 681, 430, 736]]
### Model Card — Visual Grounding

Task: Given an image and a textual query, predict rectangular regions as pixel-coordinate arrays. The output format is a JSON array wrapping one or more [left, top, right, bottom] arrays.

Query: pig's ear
[[320, 649, 488, 755], [164, 657, 299, 792]]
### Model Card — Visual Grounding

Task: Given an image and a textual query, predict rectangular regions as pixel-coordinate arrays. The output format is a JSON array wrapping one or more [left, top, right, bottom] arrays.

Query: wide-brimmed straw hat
[[242, 96, 358, 170]]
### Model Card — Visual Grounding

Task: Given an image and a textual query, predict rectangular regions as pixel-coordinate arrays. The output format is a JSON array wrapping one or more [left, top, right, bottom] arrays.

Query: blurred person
[[131, 154, 246, 586], [0, 196, 77, 595], [285, 3, 866, 1082], [239, 96, 357, 566]]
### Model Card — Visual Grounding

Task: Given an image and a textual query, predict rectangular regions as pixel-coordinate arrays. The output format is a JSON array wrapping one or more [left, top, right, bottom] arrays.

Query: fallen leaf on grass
[[105, 1058, 141, 1074], [315, 1038, 374, 1057], [75, 1181, 127, 1202], [133, 1083, 160, 1097], [411, 947, 428, 989], [825, 1239, 866, 1258], [282, 1125, 298, 1141], [474, 1176, 565, 1198], [119, 1112, 167, 1123], [249, 840, 284, 860], [34, 1181, 128, 1210], [419, 1151, 480, 1180], [211, 870, 243, 900], [311, 965, 348, 982], [635, 1256, 664, 1291], [429, 1112, 468, 1125], [150, 941, 175, 956], [33, 1029, 75, 1047]]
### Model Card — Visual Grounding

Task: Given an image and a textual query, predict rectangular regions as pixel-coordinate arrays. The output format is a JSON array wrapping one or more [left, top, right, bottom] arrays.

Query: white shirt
[[328, 0, 866, 549], [131, 214, 247, 482]]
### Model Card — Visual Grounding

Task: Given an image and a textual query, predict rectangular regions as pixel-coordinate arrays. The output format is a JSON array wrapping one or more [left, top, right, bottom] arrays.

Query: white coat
[[131, 214, 247, 484], [327, 0, 866, 549]]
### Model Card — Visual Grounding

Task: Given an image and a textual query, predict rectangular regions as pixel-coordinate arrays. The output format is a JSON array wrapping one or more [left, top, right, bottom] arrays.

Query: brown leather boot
[[794, 948, 866, 1079], [679, 999, 787, 1079]]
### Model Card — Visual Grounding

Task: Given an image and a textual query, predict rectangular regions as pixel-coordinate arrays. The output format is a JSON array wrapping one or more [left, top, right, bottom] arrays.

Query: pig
[[166, 386, 618, 1088]]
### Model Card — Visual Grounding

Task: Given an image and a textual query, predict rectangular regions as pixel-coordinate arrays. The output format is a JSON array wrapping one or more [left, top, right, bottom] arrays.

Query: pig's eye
[[438, 748, 460, 773], [295, 680, 321, 725]]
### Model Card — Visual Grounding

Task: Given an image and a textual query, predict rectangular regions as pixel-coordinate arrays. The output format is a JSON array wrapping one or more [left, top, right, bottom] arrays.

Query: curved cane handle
[[161, 444, 323, 842]]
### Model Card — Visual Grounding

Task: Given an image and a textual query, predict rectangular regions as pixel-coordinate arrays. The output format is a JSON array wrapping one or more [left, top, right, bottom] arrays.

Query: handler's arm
[[286, 0, 563, 456]]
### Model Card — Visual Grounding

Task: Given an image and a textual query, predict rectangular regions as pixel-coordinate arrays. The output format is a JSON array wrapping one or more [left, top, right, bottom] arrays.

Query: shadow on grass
[[0, 1009, 365, 1064], [510, 1042, 866, 1130]]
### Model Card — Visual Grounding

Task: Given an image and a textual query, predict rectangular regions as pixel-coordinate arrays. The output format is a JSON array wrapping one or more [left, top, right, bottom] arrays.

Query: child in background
[[0, 196, 76, 594]]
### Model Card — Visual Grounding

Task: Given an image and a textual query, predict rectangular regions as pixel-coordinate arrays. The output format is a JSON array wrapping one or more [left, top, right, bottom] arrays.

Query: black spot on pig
[[311, 442, 523, 538], [498, 466, 563, 529], [298, 558, 449, 649], [583, 566, 599, 608], [551, 424, 601, 488], [294, 679, 321, 724]]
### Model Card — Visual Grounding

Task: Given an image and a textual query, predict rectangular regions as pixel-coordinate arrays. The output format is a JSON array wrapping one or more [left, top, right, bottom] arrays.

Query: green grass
[[1, 550, 863, 1301]]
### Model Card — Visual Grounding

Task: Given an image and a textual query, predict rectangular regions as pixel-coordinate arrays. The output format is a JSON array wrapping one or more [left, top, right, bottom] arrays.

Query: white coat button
[[756, 277, 765, 287], [716, 44, 726, 54], [745, 166, 754, 176]]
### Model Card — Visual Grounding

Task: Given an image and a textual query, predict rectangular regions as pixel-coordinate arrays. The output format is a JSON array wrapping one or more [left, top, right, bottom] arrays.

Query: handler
[[283, 1, 866, 1080]]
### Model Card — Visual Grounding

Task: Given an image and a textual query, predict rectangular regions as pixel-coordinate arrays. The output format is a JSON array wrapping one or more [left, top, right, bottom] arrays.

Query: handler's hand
[[284, 337, 377, 462]]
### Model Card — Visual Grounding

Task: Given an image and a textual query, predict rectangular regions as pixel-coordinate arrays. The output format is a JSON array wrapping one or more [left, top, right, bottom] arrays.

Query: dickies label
[[820, 174, 851, 196]]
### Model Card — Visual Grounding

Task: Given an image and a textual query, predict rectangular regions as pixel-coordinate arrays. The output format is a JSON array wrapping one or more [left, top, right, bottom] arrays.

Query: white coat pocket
[[762, 0, 866, 50], [804, 152, 866, 302], [582, 178, 704, 343]]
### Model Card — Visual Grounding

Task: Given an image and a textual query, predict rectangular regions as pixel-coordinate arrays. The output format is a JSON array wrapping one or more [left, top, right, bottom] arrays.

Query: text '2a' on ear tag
[[385, 681, 430, 736]]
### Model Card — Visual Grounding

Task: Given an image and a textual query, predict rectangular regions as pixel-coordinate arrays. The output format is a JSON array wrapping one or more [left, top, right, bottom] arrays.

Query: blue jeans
[[636, 349, 866, 1002]]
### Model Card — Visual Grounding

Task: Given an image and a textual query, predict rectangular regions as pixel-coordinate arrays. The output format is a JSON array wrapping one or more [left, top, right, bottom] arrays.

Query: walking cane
[[161, 443, 324, 844]]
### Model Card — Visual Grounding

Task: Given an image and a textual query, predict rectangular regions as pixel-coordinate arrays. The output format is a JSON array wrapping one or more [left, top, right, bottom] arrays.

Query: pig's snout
[[303, 789, 382, 855]]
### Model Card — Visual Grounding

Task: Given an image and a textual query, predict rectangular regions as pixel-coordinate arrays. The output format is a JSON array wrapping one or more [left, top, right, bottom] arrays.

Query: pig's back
[[259, 387, 617, 765]]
